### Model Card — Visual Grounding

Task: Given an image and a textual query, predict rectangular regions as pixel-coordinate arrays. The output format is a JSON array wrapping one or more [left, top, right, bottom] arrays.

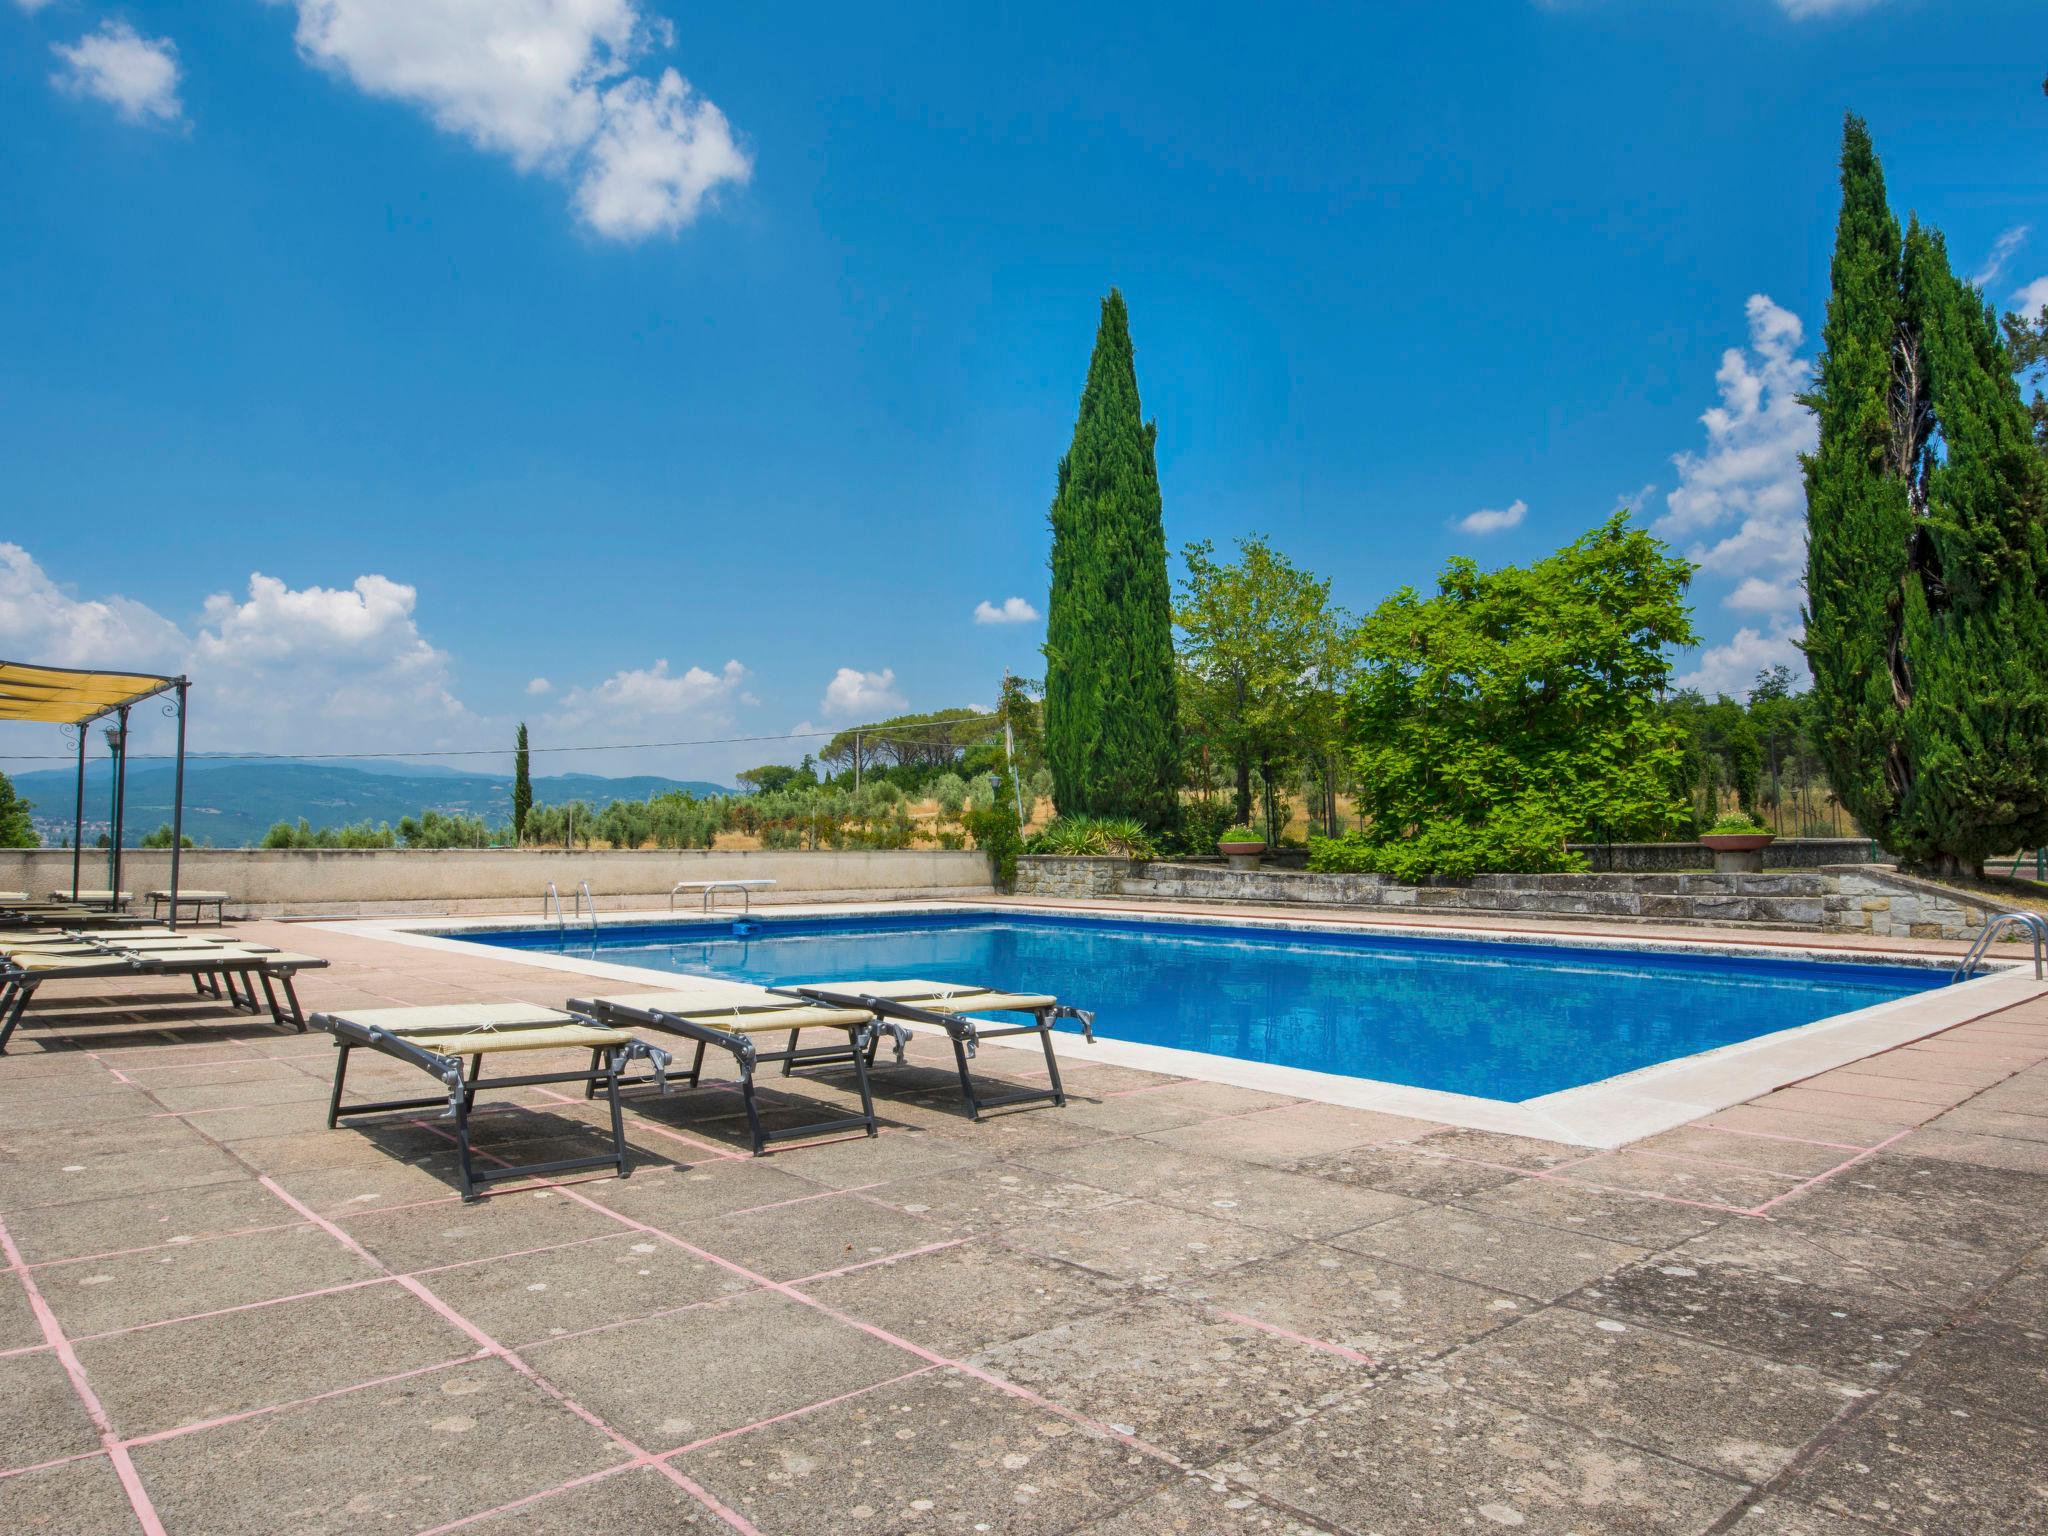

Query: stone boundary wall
[[1823, 866, 2002, 941], [1017, 855, 2009, 939], [0, 847, 993, 917], [1567, 838, 1878, 873]]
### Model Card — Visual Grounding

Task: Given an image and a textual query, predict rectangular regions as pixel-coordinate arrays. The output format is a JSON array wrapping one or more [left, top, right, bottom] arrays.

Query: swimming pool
[[461, 910, 1952, 1102]]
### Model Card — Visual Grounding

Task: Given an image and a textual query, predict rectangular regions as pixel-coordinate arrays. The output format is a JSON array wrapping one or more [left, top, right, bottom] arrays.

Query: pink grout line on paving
[[1207, 1307, 1379, 1367], [1583, 1146, 1809, 1182], [783, 1236, 977, 1286], [117, 1353, 484, 1451], [0, 1443, 112, 1484], [1701, 1122, 1876, 1152], [1750, 1125, 1918, 1216], [656, 1363, 942, 1459], [256, 1175, 766, 1536], [23, 1217, 310, 1272], [0, 1215, 168, 1535]]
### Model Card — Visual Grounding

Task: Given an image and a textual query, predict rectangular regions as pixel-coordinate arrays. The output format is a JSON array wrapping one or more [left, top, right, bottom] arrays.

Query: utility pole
[[1003, 671, 1025, 825]]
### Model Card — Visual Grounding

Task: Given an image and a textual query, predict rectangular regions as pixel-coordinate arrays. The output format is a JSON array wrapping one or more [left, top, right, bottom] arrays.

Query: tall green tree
[[511, 723, 533, 844], [1804, 116, 2048, 875], [1042, 289, 1181, 827], [2003, 298, 2048, 457], [1176, 535, 1350, 838], [1315, 514, 1697, 879], [0, 770, 35, 848]]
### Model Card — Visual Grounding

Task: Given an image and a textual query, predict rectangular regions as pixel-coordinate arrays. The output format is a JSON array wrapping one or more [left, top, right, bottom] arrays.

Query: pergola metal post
[[109, 704, 130, 912], [168, 681, 188, 930], [70, 724, 86, 900]]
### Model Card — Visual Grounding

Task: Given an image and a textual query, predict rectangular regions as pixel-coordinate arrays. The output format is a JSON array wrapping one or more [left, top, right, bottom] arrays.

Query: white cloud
[[0, 542, 186, 671], [1655, 293, 1816, 630], [1674, 625, 1808, 699], [1973, 226, 2029, 291], [1775, 0, 1885, 17], [277, 0, 749, 240], [549, 658, 746, 723], [1611, 483, 1658, 516], [51, 21, 183, 126], [0, 545, 478, 759], [973, 596, 1040, 625], [2012, 276, 2048, 317], [821, 667, 906, 719], [1456, 499, 1527, 536], [525, 676, 553, 695], [15, 0, 59, 14], [192, 573, 472, 744]]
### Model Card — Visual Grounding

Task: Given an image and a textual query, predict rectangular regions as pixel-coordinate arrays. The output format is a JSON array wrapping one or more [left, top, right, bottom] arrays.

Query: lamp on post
[[104, 720, 126, 900]]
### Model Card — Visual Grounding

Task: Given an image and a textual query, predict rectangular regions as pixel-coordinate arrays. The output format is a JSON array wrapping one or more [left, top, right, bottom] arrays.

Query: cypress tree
[[1804, 117, 2048, 875], [512, 723, 533, 844], [1042, 290, 1181, 826]]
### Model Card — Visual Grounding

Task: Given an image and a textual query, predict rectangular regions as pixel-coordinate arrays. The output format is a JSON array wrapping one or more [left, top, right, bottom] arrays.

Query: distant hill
[[10, 760, 735, 847]]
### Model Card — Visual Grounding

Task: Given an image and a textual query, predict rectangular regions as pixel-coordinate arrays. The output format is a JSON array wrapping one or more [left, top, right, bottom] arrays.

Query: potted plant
[[1698, 812, 1776, 873], [1217, 824, 1267, 871]]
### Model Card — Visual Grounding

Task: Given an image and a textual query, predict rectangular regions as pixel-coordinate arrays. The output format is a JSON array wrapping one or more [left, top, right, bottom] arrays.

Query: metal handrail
[[541, 881, 564, 934], [1954, 911, 2047, 981], [575, 880, 598, 933]]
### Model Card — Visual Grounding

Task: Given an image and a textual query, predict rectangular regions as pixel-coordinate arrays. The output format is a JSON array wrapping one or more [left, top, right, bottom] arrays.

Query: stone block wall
[[1822, 867, 2001, 941], [1017, 854, 2008, 940]]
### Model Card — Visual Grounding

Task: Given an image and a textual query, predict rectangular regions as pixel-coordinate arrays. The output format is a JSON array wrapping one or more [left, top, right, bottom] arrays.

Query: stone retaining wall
[[1565, 837, 1878, 872], [0, 847, 994, 917], [1016, 855, 2008, 939]]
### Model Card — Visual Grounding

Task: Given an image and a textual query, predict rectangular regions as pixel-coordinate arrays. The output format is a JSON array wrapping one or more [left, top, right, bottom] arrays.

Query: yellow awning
[[0, 661, 184, 724]]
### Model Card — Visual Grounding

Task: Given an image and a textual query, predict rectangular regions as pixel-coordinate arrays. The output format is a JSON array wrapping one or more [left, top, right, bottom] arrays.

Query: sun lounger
[[147, 889, 229, 924], [571, 982, 894, 1153], [0, 892, 25, 904], [47, 889, 132, 911], [310, 1002, 674, 1201], [779, 979, 1095, 1120], [0, 944, 325, 1053]]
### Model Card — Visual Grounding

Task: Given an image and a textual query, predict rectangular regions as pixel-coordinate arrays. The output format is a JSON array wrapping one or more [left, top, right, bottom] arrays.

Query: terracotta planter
[[1218, 840, 1266, 872], [1699, 831, 1775, 873]]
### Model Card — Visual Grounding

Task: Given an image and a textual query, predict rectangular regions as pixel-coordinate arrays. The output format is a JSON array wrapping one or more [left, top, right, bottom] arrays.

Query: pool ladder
[[541, 881, 599, 935], [1953, 911, 2046, 981]]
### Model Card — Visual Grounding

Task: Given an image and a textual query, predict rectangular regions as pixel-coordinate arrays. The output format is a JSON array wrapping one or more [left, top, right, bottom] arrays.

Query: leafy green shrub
[[1307, 808, 1585, 881], [1219, 825, 1261, 844], [1703, 812, 1774, 836], [962, 771, 1024, 889], [1025, 815, 1158, 858]]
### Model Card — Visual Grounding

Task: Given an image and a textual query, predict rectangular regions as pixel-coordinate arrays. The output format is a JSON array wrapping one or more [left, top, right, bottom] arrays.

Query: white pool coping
[[313, 900, 2045, 1149]]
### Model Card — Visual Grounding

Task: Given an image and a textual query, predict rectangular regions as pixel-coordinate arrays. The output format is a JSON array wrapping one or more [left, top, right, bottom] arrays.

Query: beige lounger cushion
[[328, 1002, 637, 1055], [591, 985, 872, 1034], [0, 892, 26, 904], [811, 979, 1058, 1013], [148, 890, 230, 901]]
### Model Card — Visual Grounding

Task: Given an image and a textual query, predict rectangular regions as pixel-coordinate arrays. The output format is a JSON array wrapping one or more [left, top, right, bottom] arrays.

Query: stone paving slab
[[1209, 1372, 1748, 1535], [671, 1368, 1178, 1534], [1, 913, 2043, 1533], [970, 1296, 1368, 1463]]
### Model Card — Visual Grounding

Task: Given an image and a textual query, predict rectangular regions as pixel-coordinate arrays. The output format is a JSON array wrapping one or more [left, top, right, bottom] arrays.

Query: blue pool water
[[465, 911, 1950, 1102]]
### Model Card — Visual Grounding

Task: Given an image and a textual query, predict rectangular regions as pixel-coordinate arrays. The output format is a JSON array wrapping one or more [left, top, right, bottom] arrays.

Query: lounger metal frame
[[784, 987, 1095, 1120], [148, 891, 227, 925], [0, 946, 320, 1053], [571, 995, 889, 1154], [315, 1011, 673, 1201]]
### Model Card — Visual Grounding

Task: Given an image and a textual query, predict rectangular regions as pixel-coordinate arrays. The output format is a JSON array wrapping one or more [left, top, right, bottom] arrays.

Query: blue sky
[[2, 0, 2042, 782]]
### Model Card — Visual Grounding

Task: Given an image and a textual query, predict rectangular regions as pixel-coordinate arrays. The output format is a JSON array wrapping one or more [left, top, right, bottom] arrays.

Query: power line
[[0, 716, 1001, 764]]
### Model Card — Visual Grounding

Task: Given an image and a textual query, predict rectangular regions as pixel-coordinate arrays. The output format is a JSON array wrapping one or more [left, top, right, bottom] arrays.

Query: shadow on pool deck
[[1, 915, 2044, 1534]]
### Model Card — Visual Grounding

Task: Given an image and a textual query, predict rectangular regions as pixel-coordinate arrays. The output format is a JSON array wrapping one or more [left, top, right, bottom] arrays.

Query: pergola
[[0, 660, 191, 925]]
